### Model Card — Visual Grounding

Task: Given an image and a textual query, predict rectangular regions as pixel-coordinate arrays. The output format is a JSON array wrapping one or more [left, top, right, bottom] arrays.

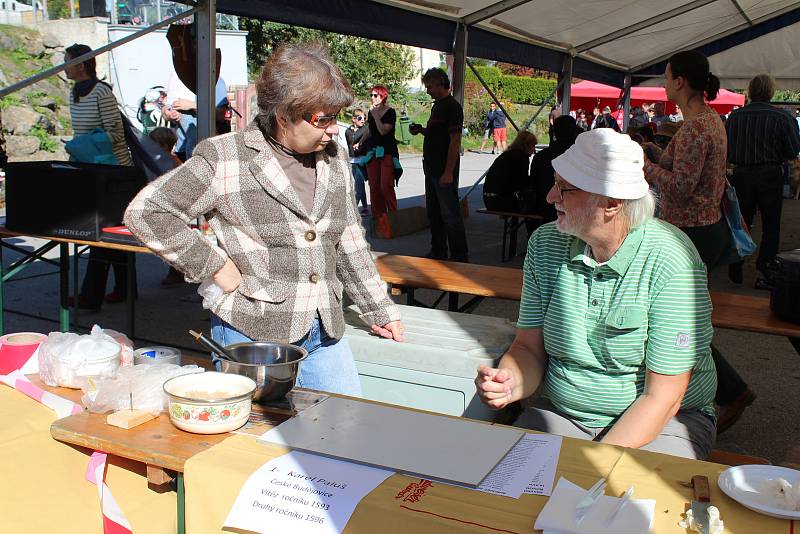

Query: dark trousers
[[80, 247, 134, 308], [425, 172, 469, 262], [681, 219, 747, 405], [730, 164, 784, 276], [351, 163, 368, 209]]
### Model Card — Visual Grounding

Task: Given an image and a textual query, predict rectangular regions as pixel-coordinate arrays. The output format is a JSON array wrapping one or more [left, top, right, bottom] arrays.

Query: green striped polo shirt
[[519, 219, 717, 428]]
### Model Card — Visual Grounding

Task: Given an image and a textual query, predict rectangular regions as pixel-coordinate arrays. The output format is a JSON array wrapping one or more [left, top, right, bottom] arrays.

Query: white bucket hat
[[552, 128, 649, 200]]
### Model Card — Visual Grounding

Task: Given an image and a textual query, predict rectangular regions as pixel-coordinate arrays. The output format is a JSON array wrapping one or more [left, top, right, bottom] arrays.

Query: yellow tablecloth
[[185, 432, 795, 533], [0, 383, 176, 533]]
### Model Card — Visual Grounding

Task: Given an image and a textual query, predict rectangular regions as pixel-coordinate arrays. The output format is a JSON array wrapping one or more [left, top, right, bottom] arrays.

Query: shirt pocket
[[601, 305, 648, 367]]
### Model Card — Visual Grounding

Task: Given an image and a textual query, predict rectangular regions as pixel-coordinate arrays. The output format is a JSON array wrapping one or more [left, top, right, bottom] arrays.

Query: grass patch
[[0, 94, 22, 110], [396, 101, 552, 154], [29, 124, 58, 152]]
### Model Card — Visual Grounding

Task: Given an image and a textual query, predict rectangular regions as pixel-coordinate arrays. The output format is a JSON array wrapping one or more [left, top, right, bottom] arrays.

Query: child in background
[[148, 127, 183, 166]]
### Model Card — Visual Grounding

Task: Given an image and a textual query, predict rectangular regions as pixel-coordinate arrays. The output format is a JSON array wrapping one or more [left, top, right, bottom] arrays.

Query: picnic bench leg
[[0, 242, 4, 336], [59, 243, 70, 332], [126, 252, 135, 339], [501, 217, 509, 262], [406, 288, 415, 307], [72, 244, 80, 332], [177, 472, 185, 534], [508, 216, 519, 260], [448, 292, 459, 311], [789, 337, 800, 356]]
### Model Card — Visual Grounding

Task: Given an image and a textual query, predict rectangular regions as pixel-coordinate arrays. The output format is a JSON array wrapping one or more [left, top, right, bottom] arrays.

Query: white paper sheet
[[450, 433, 562, 499], [522, 435, 562, 497], [223, 451, 394, 534], [534, 477, 655, 534]]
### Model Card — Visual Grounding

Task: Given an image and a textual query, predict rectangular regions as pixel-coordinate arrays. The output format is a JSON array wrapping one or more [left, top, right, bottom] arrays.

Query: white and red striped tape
[[1, 369, 133, 534]]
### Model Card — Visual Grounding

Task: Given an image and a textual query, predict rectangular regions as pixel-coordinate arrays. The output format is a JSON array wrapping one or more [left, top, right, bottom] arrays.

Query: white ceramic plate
[[718, 465, 800, 520]]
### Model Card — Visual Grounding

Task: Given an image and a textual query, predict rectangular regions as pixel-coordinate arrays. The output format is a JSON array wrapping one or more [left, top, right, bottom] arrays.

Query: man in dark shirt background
[[529, 115, 579, 223], [410, 68, 469, 262], [726, 74, 800, 287]]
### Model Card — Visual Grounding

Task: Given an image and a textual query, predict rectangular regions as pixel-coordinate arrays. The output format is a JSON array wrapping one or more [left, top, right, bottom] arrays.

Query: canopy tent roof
[[569, 80, 745, 114], [211, 0, 800, 89]]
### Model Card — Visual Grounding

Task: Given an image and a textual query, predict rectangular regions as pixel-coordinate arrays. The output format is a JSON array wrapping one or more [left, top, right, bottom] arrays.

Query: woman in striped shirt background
[[65, 43, 135, 310]]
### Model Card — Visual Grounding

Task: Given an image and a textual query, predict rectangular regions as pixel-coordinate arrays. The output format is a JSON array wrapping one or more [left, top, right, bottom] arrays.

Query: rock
[[42, 32, 61, 49], [15, 143, 69, 162], [0, 33, 16, 52], [0, 69, 7, 87], [50, 50, 65, 68], [24, 39, 45, 58], [2, 106, 39, 135], [7, 136, 41, 156]]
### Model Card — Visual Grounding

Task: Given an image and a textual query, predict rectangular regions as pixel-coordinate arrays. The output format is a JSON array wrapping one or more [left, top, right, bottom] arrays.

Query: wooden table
[[43, 374, 296, 534], [40, 373, 796, 534], [0, 227, 149, 336]]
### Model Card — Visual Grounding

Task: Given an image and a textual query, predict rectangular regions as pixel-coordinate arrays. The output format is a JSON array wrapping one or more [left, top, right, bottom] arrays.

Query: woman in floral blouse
[[644, 50, 729, 265], [644, 50, 752, 434]]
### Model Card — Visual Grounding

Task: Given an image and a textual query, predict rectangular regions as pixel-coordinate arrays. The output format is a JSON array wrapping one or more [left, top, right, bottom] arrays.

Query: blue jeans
[[209, 314, 362, 397], [351, 162, 368, 209]]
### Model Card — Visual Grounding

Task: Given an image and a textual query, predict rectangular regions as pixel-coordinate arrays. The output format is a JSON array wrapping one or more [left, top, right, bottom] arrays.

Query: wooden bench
[[475, 208, 544, 262], [375, 254, 800, 346]]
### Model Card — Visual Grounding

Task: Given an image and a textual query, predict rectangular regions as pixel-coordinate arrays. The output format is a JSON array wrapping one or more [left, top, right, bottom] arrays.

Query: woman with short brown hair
[[361, 84, 399, 217], [126, 42, 404, 396]]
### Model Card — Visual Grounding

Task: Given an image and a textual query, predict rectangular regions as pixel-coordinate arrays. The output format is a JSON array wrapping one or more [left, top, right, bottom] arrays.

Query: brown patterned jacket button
[[309, 273, 320, 283], [304, 230, 317, 241]]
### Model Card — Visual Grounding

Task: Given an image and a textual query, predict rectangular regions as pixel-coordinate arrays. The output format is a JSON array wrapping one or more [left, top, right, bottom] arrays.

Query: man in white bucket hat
[[475, 128, 718, 459]]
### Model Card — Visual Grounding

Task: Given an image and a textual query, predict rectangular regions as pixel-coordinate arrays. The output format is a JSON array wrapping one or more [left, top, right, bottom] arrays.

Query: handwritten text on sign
[[224, 451, 394, 534]]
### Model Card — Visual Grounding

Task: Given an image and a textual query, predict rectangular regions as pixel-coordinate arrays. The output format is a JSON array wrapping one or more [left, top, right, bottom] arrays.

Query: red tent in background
[[569, 80, 744, 115]]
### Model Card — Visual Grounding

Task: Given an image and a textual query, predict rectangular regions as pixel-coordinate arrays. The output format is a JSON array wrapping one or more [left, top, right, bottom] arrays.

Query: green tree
[[240, 20, 416, 100], [48, 0, 70, 19]]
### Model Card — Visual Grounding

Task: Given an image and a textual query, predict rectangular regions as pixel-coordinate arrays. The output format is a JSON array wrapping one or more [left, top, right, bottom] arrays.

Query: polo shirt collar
[[568, 225, 645, 276]]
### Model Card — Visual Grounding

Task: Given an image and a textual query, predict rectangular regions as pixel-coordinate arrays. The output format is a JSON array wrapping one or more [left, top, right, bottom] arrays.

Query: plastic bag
[[81, 363, 204, 414], [39, 325, 126, 388], [197, 278, 225, 309], [101, 327, 134, 366]]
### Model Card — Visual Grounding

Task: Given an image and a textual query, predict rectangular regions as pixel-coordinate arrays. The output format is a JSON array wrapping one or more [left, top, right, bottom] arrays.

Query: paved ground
[[2, 151, 798, 465]]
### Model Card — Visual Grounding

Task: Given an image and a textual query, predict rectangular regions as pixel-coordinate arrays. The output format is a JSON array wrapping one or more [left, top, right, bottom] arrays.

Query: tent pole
[[466, 59, 518, 131], [196, 0, 217, 142], [561, 54, 573, 114], [452, 23, 468, 105], [0, 8, 197, 100], [622, 73, 631, 132]]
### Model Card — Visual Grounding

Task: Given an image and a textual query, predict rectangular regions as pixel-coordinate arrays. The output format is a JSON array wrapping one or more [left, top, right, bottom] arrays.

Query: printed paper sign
[[223, 451, 394, 534]]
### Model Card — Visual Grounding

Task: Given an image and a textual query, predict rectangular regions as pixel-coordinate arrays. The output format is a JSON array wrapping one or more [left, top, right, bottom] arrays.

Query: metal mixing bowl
[[219, 342, 308, 403]]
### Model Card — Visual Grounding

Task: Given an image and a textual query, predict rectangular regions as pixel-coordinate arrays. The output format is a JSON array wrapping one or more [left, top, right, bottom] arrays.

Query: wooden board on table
[[259, 396, 525, 487]]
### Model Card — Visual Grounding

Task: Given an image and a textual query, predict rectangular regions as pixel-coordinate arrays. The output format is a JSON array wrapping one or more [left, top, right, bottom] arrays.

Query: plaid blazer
[[124, 123, 400, 343]]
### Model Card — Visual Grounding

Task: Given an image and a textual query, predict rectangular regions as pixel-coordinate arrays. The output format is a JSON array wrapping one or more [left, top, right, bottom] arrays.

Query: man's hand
[[172, 98, 197, 112], [439, 170, 454, 186], [409, 123, 423, 135], [162, 107, 181, 121], [475, 365, 516, 409], [213, 259, 242, 293], [371, 320, 405, 342]]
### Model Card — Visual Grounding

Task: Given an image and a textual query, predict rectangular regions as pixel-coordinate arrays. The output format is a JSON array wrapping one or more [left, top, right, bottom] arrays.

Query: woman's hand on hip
[[213, 259, 242, 293], [371, 320, 404, 342]]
